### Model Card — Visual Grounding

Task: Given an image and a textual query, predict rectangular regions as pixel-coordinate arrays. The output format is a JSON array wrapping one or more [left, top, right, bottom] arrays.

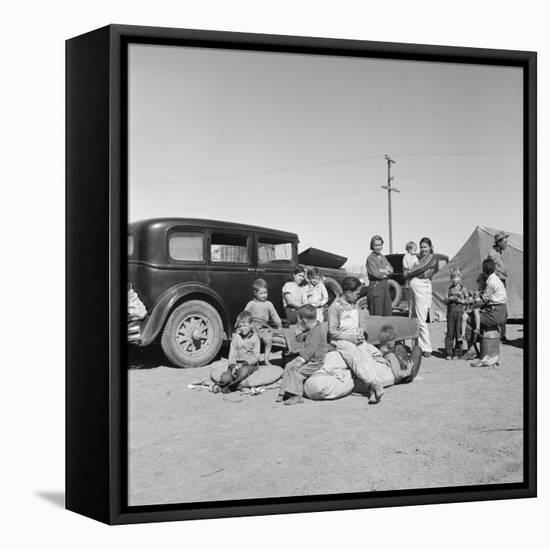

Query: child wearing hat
[[487, 230, 509, 342]]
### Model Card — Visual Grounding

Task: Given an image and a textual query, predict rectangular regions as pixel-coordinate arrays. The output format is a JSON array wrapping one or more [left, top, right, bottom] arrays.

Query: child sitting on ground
[[304, 267, 329, 322], [216, 311, 260, 393], [276, 304, 332, 405], [244, 278, 283, 366], [444, 268, 470, 360]]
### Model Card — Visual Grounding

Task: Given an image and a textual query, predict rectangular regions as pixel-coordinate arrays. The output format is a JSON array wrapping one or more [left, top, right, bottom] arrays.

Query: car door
[[254, 232, 297, 318], [206, 229, 256, 327]]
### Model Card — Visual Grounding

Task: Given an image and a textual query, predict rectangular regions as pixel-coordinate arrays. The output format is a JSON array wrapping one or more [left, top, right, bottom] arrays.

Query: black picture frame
[[66, 24, 537, 525]]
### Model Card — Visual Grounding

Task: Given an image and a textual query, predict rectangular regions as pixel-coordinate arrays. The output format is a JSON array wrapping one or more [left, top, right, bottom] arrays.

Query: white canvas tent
[[431, 226, 523, 321]]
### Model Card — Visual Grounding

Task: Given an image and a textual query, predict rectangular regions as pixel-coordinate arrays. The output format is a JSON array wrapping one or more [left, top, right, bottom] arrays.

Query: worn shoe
[[422, 351, 431, 358], [471, 355, 500, 368], [284, 395, 304, 406], [371, 383, 385, 403], [462, 350, 478, 361], [400, 346, 422, 384], [445, 355, 452, 361]]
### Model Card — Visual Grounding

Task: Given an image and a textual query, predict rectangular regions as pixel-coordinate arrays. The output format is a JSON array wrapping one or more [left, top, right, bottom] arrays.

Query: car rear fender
[[137, 283, 231, 346]]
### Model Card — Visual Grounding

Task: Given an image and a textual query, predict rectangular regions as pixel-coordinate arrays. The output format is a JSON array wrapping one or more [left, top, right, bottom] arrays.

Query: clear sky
[[128, 44, 523, 270]]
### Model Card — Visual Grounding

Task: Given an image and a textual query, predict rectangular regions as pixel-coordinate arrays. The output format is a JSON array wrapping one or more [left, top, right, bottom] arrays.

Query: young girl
[[304, 267, 329, 322]]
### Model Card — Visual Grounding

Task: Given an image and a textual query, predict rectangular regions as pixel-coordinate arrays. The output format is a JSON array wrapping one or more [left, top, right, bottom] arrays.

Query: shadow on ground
[[35, 491, 65, 508]]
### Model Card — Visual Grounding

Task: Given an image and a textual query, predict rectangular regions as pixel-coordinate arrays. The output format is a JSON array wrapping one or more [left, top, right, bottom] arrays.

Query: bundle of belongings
[[128, 283, 147, 321]]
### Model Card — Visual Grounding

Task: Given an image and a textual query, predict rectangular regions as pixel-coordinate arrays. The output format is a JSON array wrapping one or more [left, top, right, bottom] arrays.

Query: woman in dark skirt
[[366, 235, 394, 316]]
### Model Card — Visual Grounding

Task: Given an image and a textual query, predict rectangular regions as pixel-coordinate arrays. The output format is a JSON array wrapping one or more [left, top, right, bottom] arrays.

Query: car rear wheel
[[161, 300, 224, 368]]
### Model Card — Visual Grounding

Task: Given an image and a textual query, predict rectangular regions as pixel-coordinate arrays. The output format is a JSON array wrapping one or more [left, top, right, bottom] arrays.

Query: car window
[[169, 232, 204, 261], [210, 232, 249, 264], [128, 235, 134, 256], [258, 238, 293, 264]]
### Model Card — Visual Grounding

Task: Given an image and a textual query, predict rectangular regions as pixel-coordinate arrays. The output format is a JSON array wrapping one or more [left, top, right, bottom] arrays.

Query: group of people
[[216, 269, 423, 404], [365, 234, 438, 356], [365, 231, 510, 360], [216, 230, 511, 400]]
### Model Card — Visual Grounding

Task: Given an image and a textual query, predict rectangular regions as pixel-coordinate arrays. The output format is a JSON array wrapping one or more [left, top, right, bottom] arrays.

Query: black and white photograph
[[126, 42, 527, 507], [5, 0, 548, 545]]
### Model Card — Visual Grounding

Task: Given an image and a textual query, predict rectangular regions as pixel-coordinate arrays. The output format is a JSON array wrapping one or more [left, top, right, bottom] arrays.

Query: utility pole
[[381, 155, 400, 253]]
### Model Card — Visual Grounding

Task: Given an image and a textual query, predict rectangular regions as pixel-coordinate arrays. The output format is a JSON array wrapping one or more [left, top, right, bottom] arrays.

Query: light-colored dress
[[282, 281, 306, 323], [282, 281, 306, 308], [304, 282, 328, 321]]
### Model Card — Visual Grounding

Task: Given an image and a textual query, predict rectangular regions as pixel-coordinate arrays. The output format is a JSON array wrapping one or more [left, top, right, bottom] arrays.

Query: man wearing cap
[[487, 231, 509, 341]]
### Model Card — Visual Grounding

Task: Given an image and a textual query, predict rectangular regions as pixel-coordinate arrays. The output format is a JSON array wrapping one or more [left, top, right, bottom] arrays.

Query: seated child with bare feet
[[216, 311, 260, 393], [276, 305, 332, 405], [244, 278, 282, 366]]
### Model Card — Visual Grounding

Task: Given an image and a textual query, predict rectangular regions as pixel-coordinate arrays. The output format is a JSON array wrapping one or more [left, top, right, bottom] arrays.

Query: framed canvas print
[[66, 24, 537, 525]]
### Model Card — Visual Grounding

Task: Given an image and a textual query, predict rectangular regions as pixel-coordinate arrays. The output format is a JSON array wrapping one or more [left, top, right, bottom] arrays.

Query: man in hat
[[487, 231, 509, 341]]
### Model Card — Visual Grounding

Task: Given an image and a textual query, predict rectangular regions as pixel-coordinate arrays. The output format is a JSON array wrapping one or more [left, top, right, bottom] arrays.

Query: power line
[[134, 149, 521, 187], [139, 154, 384, 186]]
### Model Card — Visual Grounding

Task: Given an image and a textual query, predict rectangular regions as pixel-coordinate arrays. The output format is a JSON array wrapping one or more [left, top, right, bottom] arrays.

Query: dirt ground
[[128, 322, 524, 507]]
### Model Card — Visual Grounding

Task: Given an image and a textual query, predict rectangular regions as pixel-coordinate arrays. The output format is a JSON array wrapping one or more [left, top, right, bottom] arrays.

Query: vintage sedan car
[[128, 218, 364, 367], [128, 218, 418, 367]]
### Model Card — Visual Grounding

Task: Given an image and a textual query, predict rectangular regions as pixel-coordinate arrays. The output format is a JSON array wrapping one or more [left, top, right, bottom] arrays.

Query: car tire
[[388, 279, 402, 308], [161, 300, 224, 368], [357, 296, 369, 312], [323, 277, 342, 306]]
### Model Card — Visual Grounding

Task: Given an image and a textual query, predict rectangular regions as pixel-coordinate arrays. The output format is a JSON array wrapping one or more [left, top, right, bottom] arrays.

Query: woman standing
[[405, 237, 438, 357], [282, 266, 307, 324], [366, 235, 394, 316]]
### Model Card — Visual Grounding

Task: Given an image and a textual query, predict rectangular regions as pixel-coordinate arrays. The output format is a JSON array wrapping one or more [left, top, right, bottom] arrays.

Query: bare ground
[[128, 322, 524, 506]]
